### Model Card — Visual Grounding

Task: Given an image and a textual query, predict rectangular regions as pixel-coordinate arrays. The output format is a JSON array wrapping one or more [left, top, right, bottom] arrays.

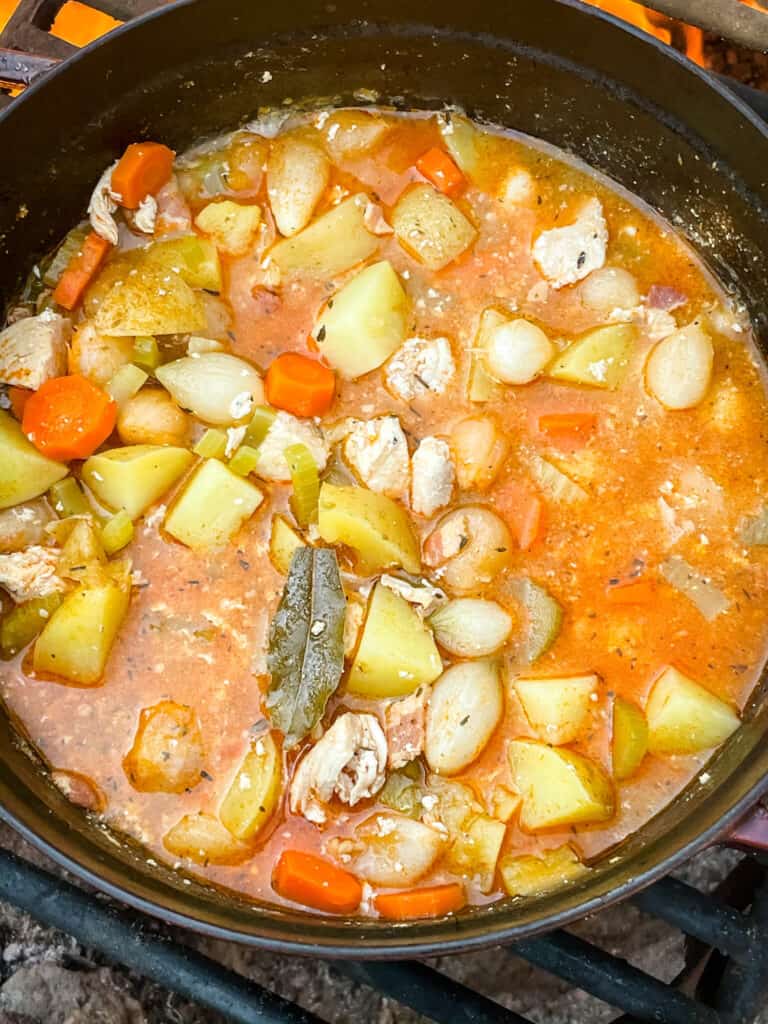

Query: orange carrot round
[[538, 412, 598, 435], [272, 850, 362, 914], [111, 142, 175, 209], [374, 883, 466, 920], [265, 353, 336, 418], [23, 375, 117, 461], [52, 231, 111, 311], [415, 147, 465, 197]]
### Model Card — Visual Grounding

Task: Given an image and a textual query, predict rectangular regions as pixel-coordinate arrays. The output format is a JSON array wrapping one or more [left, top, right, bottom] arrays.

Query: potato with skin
[[500, 845, 588, 897], [508, 739, 614, 830], [445, 813, 506, 893], [124, 701, 205, 793], [645, 666, 739, 755], [0, 410, 67, 510], [613, 697, 649, 779], [514, 674, 599, 746], [348, 582, 443, 698], [425, 661, 503, 775], [219, 732, 282, 840], [82, 445, 194, 520], [117, 389, 191, 447], [317, 483, 420, 574], [164, 813, 251, 866], [392, 184, 476, 270], [346, 812, 447, 886], [93, 260, 206, 337]]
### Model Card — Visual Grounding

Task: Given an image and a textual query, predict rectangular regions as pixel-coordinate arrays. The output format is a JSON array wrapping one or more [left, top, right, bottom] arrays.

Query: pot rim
[[2, 0, 768, 958]]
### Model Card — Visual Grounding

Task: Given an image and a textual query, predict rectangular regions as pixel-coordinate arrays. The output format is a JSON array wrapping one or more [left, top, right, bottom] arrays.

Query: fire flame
[[583, 0, 706, 65], [0, 1, 120, 45]]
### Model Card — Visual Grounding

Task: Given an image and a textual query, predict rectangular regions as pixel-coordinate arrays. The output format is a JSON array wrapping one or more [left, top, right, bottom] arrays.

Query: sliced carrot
[[493, 481, 546, 552], [538, 412, 598, 436], [375, 883, 466, 921], [415, 147, 465, 197], [605, 578, 656, 605], [265, 352, 336, 418], [52, 231, 111, 311], [7, 386, 31, 421], [272, 850, 362, 914], [111, 141, 175, 209], [22, 375, 117, 461]]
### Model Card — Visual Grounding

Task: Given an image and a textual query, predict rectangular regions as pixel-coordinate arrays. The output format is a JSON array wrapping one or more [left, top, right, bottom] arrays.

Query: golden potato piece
[[269, 195, 378, 279], [219, 732, 282, 840], [318, 483, 420, 574], [612, 697, 649, 780], [164, 458, 263, 550], [124, 701, 205, 794], [445, 813, 506, 893], [94, 260, 206, 337], [508, 739, 614, 831], [0, 410, 67, 511], [514, 674, 598, 746], [500, 845, 588, 897], [164, 813, 251, 866], [646, 666, 740, 756], [392, 184, 476, 270], [82, 445, 194, 521]]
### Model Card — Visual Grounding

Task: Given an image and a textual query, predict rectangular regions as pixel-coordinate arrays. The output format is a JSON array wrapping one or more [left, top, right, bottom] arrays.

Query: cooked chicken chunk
[[132, 194, 158, 235], [532, 197, 608, 289], [385, 336, 455, 402], [411, 437, 454, 518], [384, 687, 429, 769], [0, 501, 54, 554], [289, 712, 387, 825], [254, 411, 328, 482], [343, 415, 410, 498], [0, 311, 69, 390], [0, 546, 67, 603], [379, 574, 447, 616], [88, 162, 120, 245]]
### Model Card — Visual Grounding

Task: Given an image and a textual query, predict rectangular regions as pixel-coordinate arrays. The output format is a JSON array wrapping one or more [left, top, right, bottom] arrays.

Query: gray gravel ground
[[0, 820, 766, 1024]]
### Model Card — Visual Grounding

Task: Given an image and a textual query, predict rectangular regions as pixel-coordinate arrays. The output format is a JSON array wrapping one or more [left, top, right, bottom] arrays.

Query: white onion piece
[[645, 321, 713, 410], [485, 318, 554, 385], [660, 555, 730, 621], [580, 267, 640, 313], [425, 661, 503, 775], [349, 813, 447, 886], [430, 599, 513, 657], [267, 137, 329, 237], [156, 353, 263, 426]]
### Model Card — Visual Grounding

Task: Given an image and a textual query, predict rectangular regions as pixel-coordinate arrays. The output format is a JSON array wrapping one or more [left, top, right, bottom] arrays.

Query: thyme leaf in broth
[[265, 547, 346, 747]]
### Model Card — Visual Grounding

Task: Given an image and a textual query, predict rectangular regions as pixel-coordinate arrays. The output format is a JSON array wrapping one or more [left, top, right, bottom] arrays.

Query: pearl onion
[[645, 321, 714, 410], [485, 318, 555, 385]]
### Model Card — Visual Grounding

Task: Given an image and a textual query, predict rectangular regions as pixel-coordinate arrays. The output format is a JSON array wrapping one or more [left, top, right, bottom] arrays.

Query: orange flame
[[0, 0, 120, 44], [583, 0, 706, 65]]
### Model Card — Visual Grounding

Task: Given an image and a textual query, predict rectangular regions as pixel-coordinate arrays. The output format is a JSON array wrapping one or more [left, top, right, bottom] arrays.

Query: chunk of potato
[[391, 183, 476, 270], [548, 325, 636, 390], [348, 582, 443, 698], [438, 113, 480, 179], [499, 844, 588, 897], [645, 666, 740, 755], [347, 812, 447, 886], [267, 136, 329, 237], [194, 199, 262, 255], [490, 785, 522, 823], [123, 700, 205, 793], [219, 732, 282, 840], [32, 562, 131, 685], [313, 261, 408, 379], [94, 260, 206, 337], [322, 109, 390, 159], [164, 458, 263, 549], [317, 482, 420, 574], [612, 697, 649, 780], [269, 514, 305, 574], [514, 674, 598, 746], [144, 235, 222, 292], [424, 774, 482, 834], [445, 813, 506, 893], [163, 813, 251, 865], [268, 195, 378, 278], [57, 518, 107, 584], [0, 410, 67, 510], [82, 445, 194, 520], [425, 661, 503, 775], [508, 740, 614, 830]]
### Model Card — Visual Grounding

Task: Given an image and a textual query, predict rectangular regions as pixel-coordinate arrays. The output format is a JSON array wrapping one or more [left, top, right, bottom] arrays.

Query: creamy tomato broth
[[1, 108, 767, 920]]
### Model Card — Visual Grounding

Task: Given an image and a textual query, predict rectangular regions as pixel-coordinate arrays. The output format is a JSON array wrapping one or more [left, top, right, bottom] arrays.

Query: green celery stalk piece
[[101, 510, 135, 555], [265, 547, 345, 747], [507, 577, 563, 665], [49, 477, 91, 519], [244, 405, 276, 448], [1, 593, 63, 659], [228, 444, 261, 477], [285, 443, 319, 527], [193, 429, 228, 459]]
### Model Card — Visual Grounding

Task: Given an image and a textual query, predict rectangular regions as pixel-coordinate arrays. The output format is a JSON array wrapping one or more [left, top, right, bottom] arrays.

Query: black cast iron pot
[[1, 0, 768, 958]]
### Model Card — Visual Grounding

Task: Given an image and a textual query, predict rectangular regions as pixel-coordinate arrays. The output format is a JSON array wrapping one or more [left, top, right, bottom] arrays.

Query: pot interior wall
[[1, 0, 768, 954]]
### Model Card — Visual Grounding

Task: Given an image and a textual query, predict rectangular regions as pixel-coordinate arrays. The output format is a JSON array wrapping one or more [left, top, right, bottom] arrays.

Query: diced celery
[[164, 458, 263, 549], [1, 593, 63, 659], [43, 224, 90, 288], [100, 510, 135, 555], [106, 364, 148, 408], [285, 443, 319, 527], [193, 429, 228, 459], [49, 477, 91, 519], [506, 576, 563, 665], [132, 336, 161, 372], [227, 444, 261, 477], [244, 405, 276, 448]]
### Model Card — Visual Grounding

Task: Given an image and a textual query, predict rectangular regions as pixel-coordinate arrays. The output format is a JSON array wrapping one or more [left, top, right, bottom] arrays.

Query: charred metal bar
[[0, 46, 57, 88], [335, 961, 530, 1024], [713, 874, 768, 1024], [632, 876, 758, 962], [0, 848, 324, 1024], [641, 0, 768, 54], [513, 930, 720, 1024]]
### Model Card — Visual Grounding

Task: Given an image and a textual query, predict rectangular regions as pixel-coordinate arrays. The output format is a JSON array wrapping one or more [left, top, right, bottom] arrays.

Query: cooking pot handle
[[0, 47, 58, 90], [725, 802, 768, 851]]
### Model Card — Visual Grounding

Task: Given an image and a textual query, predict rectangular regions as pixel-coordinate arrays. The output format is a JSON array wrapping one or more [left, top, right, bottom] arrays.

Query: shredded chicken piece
[[384, 688, 429, 769], [0, 546, 67, 603], [254, 411, 328, 482], [379, 575, 446, 616], [0, 501, 54, 554], [385, 336, 455, 402], [132, 194, 158, 235], [0, 310, 69, 390], [343, 416, 410, 498], [532, 197, 608, 289], [88, 162, 120, 245], [289, 712, 388, 825], [607, 304, 677, 342], [411, 437, 454, 518]]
